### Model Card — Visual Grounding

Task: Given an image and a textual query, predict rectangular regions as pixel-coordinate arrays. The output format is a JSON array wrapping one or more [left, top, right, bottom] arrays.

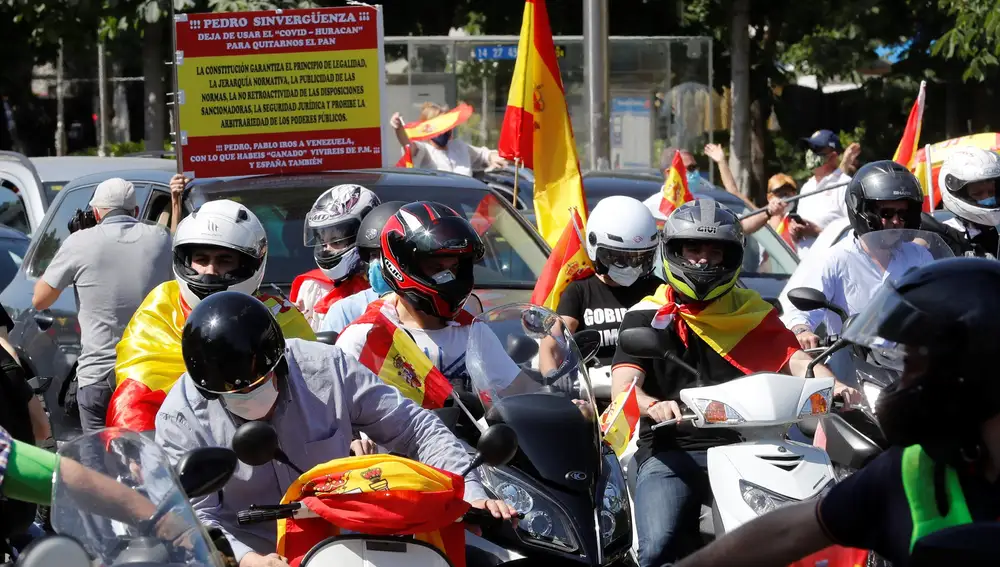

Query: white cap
[[89, 178, 136, 210]]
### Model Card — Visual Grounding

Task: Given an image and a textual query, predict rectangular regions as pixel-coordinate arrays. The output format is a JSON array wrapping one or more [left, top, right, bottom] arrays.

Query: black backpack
[[0, 347, 39, 539]]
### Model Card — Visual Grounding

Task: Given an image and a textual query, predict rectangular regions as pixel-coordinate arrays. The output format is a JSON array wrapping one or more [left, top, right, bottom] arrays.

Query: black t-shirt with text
[[611, 306, 743, 464], [819, 446, 1000, 566], [558, 275, 662, 366]]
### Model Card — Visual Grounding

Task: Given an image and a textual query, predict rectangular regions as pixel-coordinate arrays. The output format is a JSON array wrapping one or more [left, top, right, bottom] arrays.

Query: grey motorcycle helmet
[[661, 198, 745, 302], [846, 160, 924, 236]]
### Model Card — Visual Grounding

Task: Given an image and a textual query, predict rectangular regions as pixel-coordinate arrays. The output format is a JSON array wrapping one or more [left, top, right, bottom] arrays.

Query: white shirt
[[780, 234, 935, 334], [336, 297, 520, 393], [778, 218, 853, 319], [293, 278, 333, 332], [409, 139, 493, 177], [321, 288, 381, 334], [795, 169, 852, 255]]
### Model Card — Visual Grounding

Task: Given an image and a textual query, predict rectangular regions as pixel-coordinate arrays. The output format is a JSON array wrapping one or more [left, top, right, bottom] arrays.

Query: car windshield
[[194, 178, 549, 288]]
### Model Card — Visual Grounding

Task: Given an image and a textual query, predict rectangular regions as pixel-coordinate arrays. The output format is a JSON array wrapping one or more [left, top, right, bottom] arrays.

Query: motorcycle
[[617, 326, 837, 535], [230, 419, 520, 567], [465, 304, 635, 566], [19, 428, 239, 567]]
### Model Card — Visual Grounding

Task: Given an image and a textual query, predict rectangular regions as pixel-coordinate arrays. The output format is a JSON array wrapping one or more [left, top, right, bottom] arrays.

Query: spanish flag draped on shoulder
[[600, 377, 640, 456], [108, 281, 316, 431], [660, 151, 695, 217], [498, 0, 588, 247], [644, 284, 799, 374], [346, 298, 473, 409], [530, 208, 594, 310]]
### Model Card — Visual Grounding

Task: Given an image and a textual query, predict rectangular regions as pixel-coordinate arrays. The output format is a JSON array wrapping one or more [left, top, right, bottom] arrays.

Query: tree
[[933, 0, 1000, 82]]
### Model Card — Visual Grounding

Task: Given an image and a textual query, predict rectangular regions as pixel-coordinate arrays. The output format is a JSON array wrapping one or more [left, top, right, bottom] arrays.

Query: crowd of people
[[0, 112, 998, 567]]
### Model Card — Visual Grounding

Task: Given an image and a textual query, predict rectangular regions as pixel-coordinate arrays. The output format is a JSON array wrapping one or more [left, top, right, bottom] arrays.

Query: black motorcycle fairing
[[819, 413, 882, 470]]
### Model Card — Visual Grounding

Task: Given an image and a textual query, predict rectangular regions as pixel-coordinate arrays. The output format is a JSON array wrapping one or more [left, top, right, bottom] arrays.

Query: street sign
[[471, 44, 566, 61]]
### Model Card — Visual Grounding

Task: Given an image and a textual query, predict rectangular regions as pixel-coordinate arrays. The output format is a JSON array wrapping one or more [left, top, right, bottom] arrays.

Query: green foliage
[[933, 0, 1000, 81]]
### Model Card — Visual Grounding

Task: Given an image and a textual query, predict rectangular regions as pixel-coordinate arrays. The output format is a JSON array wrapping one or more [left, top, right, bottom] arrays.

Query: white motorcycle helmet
[[303, 184, 380, 282], [173, 199, 268, 309], [585, 196, 659, 287], [938, 147, 1000, 227]]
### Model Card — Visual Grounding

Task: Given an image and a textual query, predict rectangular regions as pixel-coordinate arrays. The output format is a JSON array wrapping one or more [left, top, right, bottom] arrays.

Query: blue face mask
[[368, 259, 392, 296], [686, 171, 710, 190], [431, 130, 452, 148], [978, 196, 997, 208]]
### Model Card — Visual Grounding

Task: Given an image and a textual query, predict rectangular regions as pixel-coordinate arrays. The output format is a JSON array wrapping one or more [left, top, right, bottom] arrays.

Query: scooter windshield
[[466, 303, 598, 423], [856, 228, 954, 274], [51, 429, 220, 567]]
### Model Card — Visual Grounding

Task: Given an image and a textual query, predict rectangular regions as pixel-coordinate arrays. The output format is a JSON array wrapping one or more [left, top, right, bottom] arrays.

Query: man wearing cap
[[794, 130, 854, 255], [32, 177, 172, 432]]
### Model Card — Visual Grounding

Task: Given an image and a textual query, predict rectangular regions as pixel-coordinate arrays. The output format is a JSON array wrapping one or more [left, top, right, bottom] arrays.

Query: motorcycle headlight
[[598, 448, 631, 549], [481, 465, 581, 553], [740, 479, 833, 516], [863, 382, 883, 412]]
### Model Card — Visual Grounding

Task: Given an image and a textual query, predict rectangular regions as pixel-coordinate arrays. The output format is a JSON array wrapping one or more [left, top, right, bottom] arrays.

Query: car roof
[[30, 157, 177, 184], [582, 170, 750, 211]]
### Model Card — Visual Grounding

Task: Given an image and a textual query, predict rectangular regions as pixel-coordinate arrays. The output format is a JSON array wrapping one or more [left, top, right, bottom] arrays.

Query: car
[[0, 226, 29, 293], [0, 152, 177, 235], [0, 167, 550, 440]]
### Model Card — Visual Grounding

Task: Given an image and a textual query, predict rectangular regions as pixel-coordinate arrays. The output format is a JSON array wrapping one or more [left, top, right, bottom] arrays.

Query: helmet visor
[[956, 178, 1000, 209], [595, 246, 656, 274], [303, 217, 361, 247]]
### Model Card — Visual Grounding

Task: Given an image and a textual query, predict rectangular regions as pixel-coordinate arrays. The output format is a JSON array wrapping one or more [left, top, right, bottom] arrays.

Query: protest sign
[[174, 6, 387, 178]]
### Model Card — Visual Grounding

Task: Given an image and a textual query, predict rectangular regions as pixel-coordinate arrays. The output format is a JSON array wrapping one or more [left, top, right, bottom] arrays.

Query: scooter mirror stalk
[[460, 424, 518, 477], [786, 287, 849, 323], [805, 337, 850, 378], [233, 421, 305, 474]]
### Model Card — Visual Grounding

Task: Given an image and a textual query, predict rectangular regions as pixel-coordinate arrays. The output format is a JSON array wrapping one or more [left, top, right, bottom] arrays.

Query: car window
[[43, 182, 66, 203], [0, 185, 30, 236], [27, 185, 98, 278], [143, 186, 174, 229], [198, 184, 548, 288], [0, 236, 28, 292]]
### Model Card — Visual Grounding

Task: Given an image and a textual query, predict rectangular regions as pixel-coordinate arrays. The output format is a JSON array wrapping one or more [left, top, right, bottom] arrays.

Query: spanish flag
[[498, 0, 588, 247], [645, 285, 799, 375], [402, 103, 474, 141], [277, 455, 469, 567], [530, 208, 594, 310], [396, 144, 414, 168], [600, 377, 640, 457], [660, 151, 694, 217], [107, 281, 316, 431], [350, 300, 472, 409], [892, 80, 926, 168], [775, 215, 796, 250]]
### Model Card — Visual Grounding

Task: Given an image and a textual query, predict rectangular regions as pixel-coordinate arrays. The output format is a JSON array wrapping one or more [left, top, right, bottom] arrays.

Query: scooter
[[232, 420, 521, 567], [617, 326, 837, 535]]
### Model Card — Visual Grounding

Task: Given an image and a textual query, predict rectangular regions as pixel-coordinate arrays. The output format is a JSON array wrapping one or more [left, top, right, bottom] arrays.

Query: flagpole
[[512, 157, 521, 209], [737, 180, 850, 221], [923, 144, 935, 212]]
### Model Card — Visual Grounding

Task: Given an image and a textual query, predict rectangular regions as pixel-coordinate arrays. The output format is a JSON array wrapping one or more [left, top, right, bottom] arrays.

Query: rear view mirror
[[618, 327, 667, 359], [232, 421, 281, 467], [573, 329, 601, 364], [505, 334, 539, 365], [460, 423, 518, 477], [315, 331, 338, 346], [786, 287, 848, 323], [176, 447, 238, 499]]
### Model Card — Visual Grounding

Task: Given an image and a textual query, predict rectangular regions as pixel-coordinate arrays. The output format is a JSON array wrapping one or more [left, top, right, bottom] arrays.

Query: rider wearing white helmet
[[291, 184, 381, 331], [109, 200, 314, 433], [921, 147, 1000, 258], [557, 196, 661, 365]]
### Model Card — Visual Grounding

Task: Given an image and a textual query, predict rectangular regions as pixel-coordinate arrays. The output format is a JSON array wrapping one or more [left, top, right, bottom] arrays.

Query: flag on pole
[[659, 151, 694, 216], [530, 208, 594, 310], [600, 377, 640, 457], [892, 80, 927, 168], [498, 0, 587, 248], [396, 144, 414, 168]]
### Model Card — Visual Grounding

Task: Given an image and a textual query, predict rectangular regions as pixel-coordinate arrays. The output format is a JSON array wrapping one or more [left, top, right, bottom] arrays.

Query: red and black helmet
[[380, 201, 485, 320]]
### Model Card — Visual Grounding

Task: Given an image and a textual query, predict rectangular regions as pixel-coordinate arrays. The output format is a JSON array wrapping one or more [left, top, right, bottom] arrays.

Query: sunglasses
[[876, 207, 911, 221]]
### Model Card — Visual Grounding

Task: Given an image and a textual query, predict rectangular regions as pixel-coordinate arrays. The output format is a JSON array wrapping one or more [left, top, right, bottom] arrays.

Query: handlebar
[[651, 412, 700, 430], [462, 507, 524, 528], [237, 503, 301, 526]]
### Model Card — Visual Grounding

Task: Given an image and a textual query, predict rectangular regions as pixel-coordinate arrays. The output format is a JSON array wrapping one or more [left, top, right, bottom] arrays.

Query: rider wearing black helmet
[[676, 257, 1000, 567], [782, 160, 930, 350], [155, 290, 512, 567], [611, 199, 856, 567]]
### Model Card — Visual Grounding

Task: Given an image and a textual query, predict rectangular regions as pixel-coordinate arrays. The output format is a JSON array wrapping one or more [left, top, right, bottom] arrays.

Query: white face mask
[[607, 265, 643, 287], [221, 376, 279, 420]]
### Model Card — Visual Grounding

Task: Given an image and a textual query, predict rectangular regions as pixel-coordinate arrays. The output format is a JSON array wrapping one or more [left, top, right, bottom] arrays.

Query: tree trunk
[[749, 96, 769, 205], [728, 0, 751, 197], [142, 18, 166, 151], [112, 60, 130, 144]]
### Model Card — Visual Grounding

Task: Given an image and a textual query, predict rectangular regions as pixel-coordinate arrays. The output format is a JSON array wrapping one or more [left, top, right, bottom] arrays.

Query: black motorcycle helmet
[[846, 160, 924, 236], [182, 291, 286, 398], [357, 201, 406, 263], [380, 201, 486, 320], [844, 257, 1000, 466]]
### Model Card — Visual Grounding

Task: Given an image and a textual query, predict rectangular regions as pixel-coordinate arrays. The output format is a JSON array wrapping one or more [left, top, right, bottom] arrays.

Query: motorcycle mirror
[[505, 334, 539, 365], [910, 522, 1000, 566], [786, 287, 848, 323], [460, 423, 518, 477], [16, 534, 91, 567], [805, 337, 850, 378], [176, 446, 238, 499], [315, 331, 339, 346], [619, 327, 668, 359], [232, 421, 304, 474], [573, 329, 601, 364]]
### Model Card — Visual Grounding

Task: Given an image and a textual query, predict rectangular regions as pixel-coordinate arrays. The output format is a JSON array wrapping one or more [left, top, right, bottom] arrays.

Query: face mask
[[805, 149, 826, 170], [431, 131, 452, 147], [977, 196, 998, 207], [368, 259, 392, 296], [607, 265, 643, 287], [221, 376, 279, 421]]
